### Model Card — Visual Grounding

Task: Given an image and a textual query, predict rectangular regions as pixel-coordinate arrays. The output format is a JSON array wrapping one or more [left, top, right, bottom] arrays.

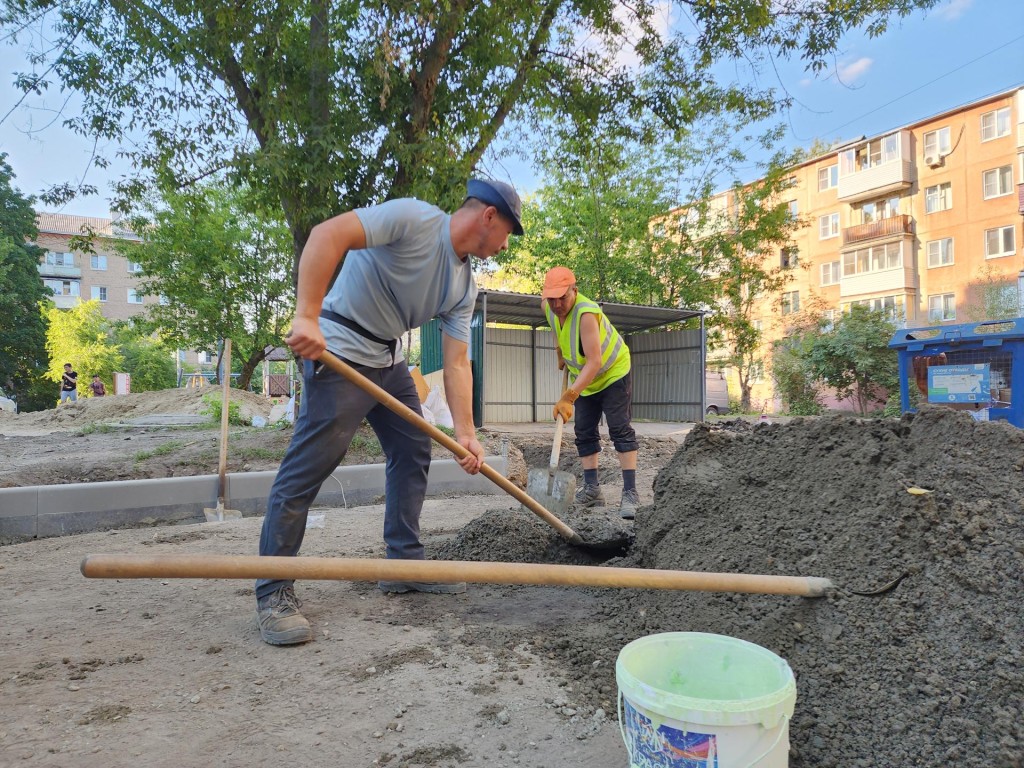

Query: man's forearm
[[443, 360, 476, 440]]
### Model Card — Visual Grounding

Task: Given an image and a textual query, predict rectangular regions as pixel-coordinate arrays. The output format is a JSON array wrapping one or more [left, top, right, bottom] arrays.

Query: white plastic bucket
[[616, 632, 796, 768]]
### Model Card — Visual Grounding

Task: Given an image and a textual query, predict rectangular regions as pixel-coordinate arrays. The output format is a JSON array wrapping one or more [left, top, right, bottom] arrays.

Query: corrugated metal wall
[[628, 329, 705, 421], [482, 327, 545, 423], [418, 322, 704, 424]]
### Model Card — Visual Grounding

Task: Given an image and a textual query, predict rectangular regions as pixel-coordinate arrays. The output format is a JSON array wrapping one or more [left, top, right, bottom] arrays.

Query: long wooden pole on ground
[[80, 554, 834, 597]]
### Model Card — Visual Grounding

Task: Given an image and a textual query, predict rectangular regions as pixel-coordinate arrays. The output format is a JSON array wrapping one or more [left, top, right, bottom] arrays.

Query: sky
[[0, 0, 1021, 219]]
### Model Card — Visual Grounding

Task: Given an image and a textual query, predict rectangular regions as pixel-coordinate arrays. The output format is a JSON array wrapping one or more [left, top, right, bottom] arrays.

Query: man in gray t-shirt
[[256, 178, 523, 646]]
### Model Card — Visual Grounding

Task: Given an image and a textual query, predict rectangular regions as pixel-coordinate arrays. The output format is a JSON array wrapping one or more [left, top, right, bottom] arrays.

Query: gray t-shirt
[[321, 198, 478, 367]]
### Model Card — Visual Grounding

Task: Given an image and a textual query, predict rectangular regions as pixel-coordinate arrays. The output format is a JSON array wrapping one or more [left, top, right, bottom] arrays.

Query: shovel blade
[[204, 504, 243, 523], [525, 467, 576, 518]]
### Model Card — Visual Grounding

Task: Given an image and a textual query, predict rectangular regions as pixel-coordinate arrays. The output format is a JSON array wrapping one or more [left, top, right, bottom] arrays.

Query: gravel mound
[[515, 408, 1022, 767]]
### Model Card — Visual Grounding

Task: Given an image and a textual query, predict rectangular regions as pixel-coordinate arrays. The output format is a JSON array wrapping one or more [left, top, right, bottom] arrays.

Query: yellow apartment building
[[708, 87, 1024, 411], [34, 212, 214, 371]]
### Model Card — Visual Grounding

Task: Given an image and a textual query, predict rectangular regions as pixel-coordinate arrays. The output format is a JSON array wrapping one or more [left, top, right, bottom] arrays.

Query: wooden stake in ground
[[205, 339, 241, 522]]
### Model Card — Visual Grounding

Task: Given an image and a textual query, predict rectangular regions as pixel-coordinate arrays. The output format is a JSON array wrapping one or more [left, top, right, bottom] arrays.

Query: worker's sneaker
[[256, 586, 312, 646], [574, 483, 605, 508], [378, 580, 467, 595], [618, 489, 641, 520]]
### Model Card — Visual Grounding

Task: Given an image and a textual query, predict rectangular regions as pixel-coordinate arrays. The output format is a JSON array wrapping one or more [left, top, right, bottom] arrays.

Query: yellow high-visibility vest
[[543, 291, 630, 396]]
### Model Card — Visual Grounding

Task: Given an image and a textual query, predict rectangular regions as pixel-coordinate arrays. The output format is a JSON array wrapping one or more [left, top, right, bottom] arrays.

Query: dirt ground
[[2, 393, 1022, 767]]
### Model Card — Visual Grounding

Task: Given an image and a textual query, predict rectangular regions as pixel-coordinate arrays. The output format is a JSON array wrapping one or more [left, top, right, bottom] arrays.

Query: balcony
[[1018, 183, 1024, 215], [37, 263, 81, 279], [842, 214, 915, 246], [836, 130, 914, 203], [837, 159, 914, 202]]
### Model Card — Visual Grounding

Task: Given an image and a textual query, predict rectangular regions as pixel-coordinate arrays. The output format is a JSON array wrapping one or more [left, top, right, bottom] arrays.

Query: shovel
[[316, 350, 589, 547], [525, 368, 576, 518], [204, 338, 242, 523]]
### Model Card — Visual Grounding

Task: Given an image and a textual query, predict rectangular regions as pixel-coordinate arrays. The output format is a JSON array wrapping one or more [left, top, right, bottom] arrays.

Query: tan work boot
[[256, 586, 312, 646]]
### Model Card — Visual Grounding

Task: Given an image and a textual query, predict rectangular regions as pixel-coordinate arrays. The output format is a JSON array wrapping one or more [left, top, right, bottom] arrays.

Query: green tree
[[962, 265, 1020, 322], [806, 305, 898, 416], [119, 183, 294, 390], [673, 154, 804, 411], [110, 321, 177, 392], [770, 318, 824, 416], [501, 129, 674, 304], [44, 300, 124, 399], [3, 0, 937, 278], [0, 154, 50, 410]]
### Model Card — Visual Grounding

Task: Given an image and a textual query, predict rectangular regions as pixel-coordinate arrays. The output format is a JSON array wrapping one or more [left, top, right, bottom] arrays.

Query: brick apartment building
[[702, 87, 1024, 410]]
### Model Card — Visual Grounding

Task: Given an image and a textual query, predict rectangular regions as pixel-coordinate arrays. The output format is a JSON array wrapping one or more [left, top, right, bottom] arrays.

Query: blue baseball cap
[[466, 178, 524, 236]]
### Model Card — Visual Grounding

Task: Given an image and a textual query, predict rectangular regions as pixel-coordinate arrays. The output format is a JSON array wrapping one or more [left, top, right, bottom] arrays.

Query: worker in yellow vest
[[541, 267, 640, 520]]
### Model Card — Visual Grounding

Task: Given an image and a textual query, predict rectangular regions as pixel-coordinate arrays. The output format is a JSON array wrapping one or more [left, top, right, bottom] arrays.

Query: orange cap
[[542, 267, 576, 299]]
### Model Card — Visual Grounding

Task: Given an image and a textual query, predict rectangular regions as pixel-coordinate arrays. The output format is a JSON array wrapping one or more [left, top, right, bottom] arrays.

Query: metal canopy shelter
[[421, 290, 706, 425], [474, 290, 704, 333]]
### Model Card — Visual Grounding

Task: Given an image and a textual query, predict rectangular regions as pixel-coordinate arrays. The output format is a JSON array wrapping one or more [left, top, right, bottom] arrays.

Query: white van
[[704, 371, 730, 416]]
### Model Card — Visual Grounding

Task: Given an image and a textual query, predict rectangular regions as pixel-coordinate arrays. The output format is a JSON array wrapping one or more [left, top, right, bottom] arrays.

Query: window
[[786, 200, 799, 220], [859, 196, 900, 224], [821, 309, 839, 331], [90, 254, 107, 270], [851, 295, 906, 323], [90, 286, 107, 302], [928, 293, 956, 322], [818, 213, 840, 240], [127, 288, 144, 304], [980, 107, 1011, 142], [780, 247, 799, 270], [818, 165, 838, 191], [44, 251, 74, 267], [198, 351, 214, 364], [982, 166, 1012, 199], [43, 279, 80, 296], [781, 291, 800, 315], [984, 225, 1016, 258], [820, 261, 841, 286], [926, 238, 954, 268], [842, 242, 902, 277], [925, 182, 952, 213], [839, 132, 901, 174], [923, 127, 951, 158], [749, 359, 765, 383], [127, 261, 143, 274]]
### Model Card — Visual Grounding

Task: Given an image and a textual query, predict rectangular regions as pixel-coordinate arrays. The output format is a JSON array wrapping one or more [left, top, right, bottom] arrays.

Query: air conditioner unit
[[925, 152, 944, 169]]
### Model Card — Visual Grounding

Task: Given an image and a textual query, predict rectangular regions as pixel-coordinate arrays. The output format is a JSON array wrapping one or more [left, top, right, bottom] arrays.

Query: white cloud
[[799, 78, 813, 88], [837, 57, 873, 84], [935, 0, 974, 21]]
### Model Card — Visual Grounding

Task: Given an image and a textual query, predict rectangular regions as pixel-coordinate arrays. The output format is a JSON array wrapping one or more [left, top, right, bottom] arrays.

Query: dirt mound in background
[[0, 386, 274, 433], [457, 409, 1023, 767]]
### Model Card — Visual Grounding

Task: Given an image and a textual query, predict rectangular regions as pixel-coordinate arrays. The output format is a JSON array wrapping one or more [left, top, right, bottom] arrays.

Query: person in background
[[541, 267, 640, 520], [89, 375, 106, 397], [59, 363, 78, 404], [255, 178, 524, 646]]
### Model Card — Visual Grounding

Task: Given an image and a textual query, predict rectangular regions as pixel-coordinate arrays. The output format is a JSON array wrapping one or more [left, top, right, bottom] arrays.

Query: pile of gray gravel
[[451, 408, 1024, 767]]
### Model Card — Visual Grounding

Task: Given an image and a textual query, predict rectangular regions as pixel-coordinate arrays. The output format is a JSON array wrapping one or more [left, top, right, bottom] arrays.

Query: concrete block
[[0, 486, 39, 540]]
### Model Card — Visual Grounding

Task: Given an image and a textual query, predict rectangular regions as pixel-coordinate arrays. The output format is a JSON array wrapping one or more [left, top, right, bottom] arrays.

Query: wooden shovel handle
[[549, 367, 569, 471], [318, 351, 584, 545], [80, 554, 834, 597]]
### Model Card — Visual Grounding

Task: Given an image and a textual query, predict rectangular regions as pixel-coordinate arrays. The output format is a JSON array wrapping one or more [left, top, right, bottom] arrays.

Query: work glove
[[553, 388, 579, 423]]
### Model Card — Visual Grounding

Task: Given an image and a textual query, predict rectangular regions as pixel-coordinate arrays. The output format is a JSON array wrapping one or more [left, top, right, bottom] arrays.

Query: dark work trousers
[[573, 371, 638, 457], [256, 358, 431, 600]]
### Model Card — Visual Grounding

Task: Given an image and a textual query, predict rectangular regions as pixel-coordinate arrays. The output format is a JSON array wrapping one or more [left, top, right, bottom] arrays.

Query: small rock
[[496, 710, 511, 725]]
